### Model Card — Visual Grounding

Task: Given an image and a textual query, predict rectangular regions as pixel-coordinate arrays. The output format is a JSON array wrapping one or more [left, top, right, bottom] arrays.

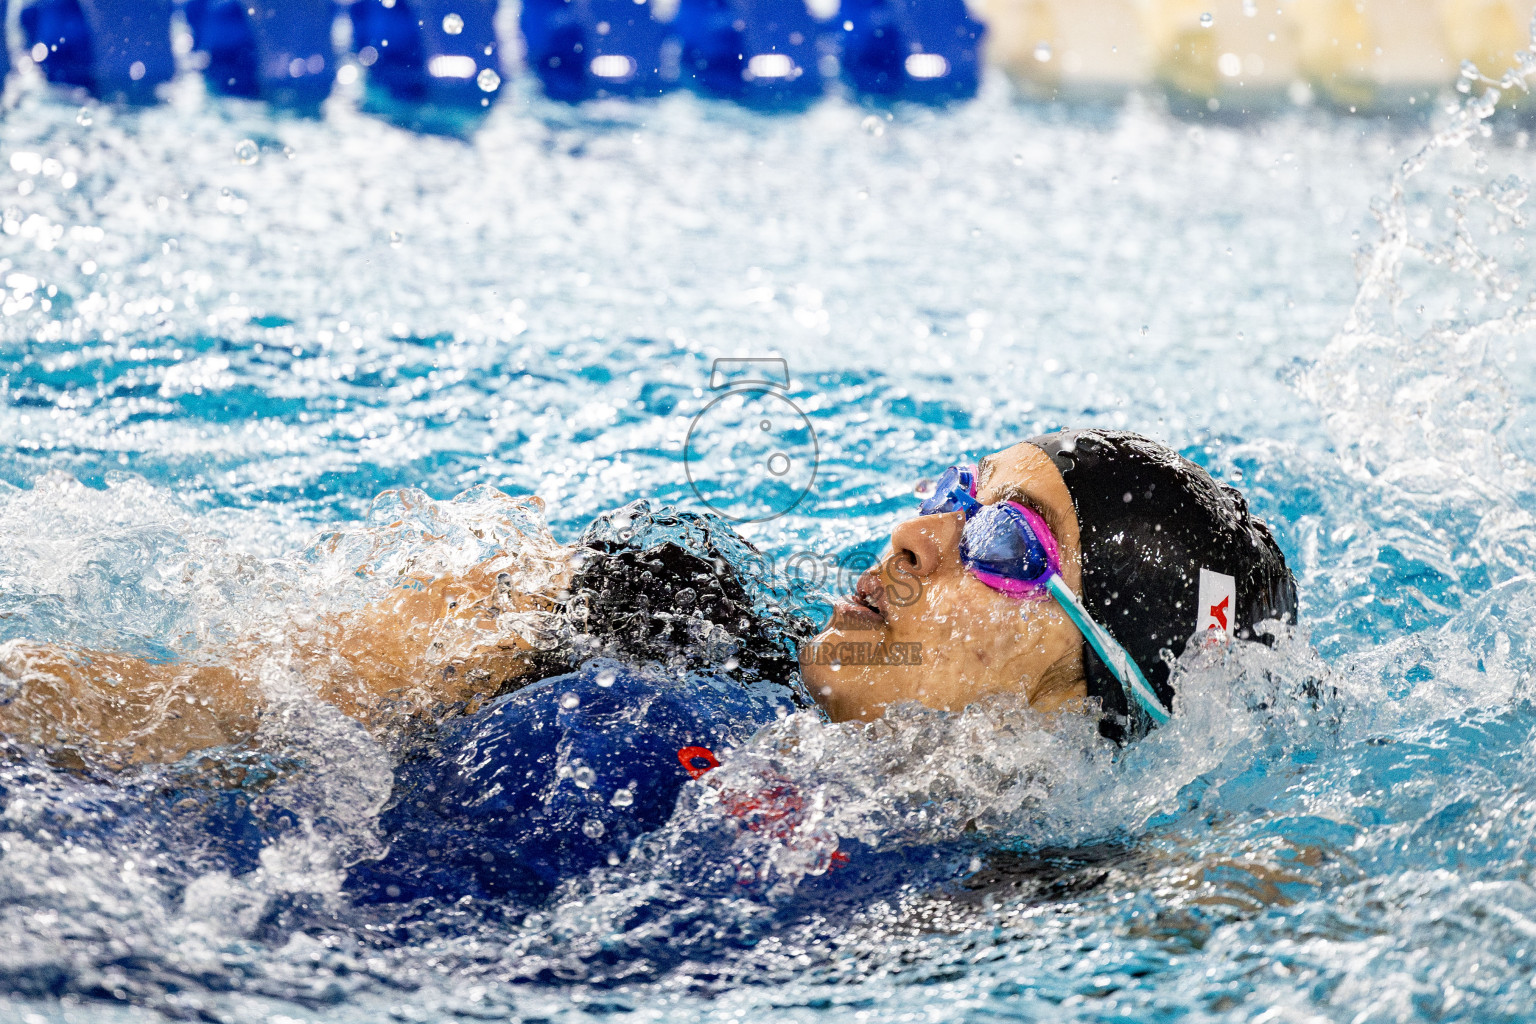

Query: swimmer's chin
[[799, 621, 888, 721], [797, 614, 890, 669]]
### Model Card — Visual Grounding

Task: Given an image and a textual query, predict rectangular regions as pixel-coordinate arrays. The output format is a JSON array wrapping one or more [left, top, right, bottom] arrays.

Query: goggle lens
[[961, 503, 1054, 582], [917, 465, 978, 516], [916, 466, 1060, 598]]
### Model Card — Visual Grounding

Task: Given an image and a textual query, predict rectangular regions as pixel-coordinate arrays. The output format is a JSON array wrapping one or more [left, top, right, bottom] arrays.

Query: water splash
[[1248, 34, 1536, 653], [5, 43, 1536, 1024], [472, 35, 1536, 1018]]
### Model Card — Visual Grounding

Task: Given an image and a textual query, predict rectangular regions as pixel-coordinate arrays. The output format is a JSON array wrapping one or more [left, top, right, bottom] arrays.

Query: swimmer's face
[[802, 442, 1088, 722]]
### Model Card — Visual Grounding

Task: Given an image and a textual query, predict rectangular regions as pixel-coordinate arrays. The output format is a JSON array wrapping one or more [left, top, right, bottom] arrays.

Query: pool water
[[2, 59, 1536, 1023]]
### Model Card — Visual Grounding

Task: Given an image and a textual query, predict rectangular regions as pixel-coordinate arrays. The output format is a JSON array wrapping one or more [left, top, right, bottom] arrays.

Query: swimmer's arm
[[0, 561, 559, 767], [0, 641, 261, 768], [316, 562, 553, 714]]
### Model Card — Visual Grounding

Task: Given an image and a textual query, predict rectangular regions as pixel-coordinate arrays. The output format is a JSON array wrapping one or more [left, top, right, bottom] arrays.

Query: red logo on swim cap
[[1209, 595, 1229, 631], [1195, 568, 1237, 641], [677, 746, 720, 779]]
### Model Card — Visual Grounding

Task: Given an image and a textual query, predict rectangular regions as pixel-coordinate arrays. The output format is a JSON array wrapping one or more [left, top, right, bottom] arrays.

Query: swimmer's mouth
[[831, 572, 889, 629]]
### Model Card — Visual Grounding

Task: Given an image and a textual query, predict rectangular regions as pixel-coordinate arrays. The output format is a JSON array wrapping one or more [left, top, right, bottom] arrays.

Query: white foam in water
[[5, 33, 1536, 1023]]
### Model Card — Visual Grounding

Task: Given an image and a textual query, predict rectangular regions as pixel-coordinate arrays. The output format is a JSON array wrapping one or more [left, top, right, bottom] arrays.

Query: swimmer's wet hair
[[525, 502, 815, 703], [1029, 430, 1299, 742]]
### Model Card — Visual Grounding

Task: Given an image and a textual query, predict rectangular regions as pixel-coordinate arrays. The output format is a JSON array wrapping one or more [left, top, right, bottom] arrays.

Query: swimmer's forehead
[[976, 442, 1076, 536]]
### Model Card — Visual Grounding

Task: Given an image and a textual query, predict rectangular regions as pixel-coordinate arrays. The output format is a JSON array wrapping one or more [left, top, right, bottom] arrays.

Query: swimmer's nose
[[887, 513, 958, 581]]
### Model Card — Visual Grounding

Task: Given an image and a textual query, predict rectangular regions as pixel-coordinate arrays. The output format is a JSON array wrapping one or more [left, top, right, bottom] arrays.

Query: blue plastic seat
[[838, 0, 984, 102], [673, 0, 824, 106], [521, 0, 672, 101], [182, 0, 336, 106], [0, 1, 11, 87], [349, 0, 500, 105], [19, 0, 175, 102]]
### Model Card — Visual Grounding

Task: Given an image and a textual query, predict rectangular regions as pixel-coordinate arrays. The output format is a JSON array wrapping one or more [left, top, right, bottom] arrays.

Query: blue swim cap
[[349, 659, 809, 902]]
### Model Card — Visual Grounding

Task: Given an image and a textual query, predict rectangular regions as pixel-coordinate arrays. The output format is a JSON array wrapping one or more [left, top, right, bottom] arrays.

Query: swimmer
[[0, 429, 1296, 769], [804, 430, 1297, 742]]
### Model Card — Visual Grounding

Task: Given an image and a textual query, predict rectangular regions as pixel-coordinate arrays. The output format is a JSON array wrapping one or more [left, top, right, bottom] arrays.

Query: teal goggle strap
[[1045, 574, 1170, 728]]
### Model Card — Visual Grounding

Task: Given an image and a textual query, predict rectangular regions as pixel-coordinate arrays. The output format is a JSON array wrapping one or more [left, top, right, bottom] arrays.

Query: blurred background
[[2, 0, 1535, 119]]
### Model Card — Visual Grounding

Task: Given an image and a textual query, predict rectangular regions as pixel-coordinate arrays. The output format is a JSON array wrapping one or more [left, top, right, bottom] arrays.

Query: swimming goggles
[[917, 465, 1170, 726]]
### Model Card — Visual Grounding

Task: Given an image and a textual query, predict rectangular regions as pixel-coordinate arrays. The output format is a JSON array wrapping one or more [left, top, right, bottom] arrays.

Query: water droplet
[[75, 107, 93, 127], [830, 659, 842, 672], [234, 139, 259, 165], [606, 851, 621, 865], [442, 12, 464, 34], [611, 788, 634, 807], [573, 765, 596, 788], [860, 114, 885, 136], [1199, 12, 1214, 26], [560, 691, 581, 709], [389, 230, 404, 248], [722, 656, 739, 671], [914, 478, 937, 499], [595, 668, 617, 687], [1012, 152, 1025, 166], [582, 819, 605, 838], [1033, 41, 1051, 62], [477, 67, 501, 92]]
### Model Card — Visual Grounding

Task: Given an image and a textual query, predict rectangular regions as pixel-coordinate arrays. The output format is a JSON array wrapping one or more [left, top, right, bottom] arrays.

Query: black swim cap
[[1027, 430, 1298, 741]]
